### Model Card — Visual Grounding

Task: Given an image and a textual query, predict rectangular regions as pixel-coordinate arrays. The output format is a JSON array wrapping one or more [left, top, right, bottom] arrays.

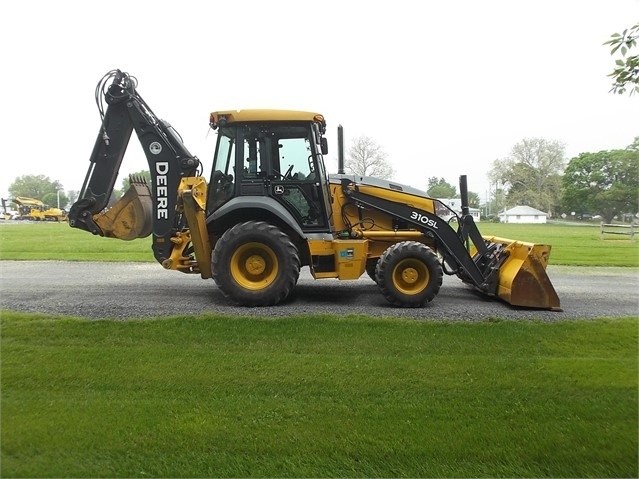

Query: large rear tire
[[212, 221, 300, 306], [376, 241, 443, 307]]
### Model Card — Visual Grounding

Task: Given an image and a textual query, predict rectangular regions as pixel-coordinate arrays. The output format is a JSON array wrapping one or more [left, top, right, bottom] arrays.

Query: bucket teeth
[[129, 174, 148, 186]]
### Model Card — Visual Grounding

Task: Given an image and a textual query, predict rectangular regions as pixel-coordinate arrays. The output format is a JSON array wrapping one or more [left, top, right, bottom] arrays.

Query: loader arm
[[341, 180, 500, 294], [341, 178, 560, 310], [68, 70, 205, 267]]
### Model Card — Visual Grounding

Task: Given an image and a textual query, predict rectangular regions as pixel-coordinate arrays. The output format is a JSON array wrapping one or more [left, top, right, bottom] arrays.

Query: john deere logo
[[274, 185, 284, 195], [149, 142, 162, 155]]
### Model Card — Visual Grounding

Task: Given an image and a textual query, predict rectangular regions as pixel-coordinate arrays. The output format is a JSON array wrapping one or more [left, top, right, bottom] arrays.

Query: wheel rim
[[392, 258, 429, 295], [230, 242, 279, 290]]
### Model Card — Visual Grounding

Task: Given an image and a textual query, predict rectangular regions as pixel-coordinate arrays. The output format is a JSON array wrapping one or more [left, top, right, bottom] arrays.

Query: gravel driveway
[[1, 261, 637, 321]]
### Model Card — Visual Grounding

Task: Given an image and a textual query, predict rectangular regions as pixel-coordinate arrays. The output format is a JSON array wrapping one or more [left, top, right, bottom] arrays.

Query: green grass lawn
[[0, 221, 151, 262], [1, 221, 638, 477], [0, 220, 637, 266], [1, 313, 637, 478], [480, 222, 639, 267]]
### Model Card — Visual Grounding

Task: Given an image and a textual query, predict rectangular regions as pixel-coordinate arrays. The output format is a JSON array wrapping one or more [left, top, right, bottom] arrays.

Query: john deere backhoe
[[68, 69, 560, 310]]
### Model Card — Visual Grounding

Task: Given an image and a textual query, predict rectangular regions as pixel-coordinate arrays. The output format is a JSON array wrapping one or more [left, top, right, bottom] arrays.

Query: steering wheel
[[211, 170, 224, 188], [211, 170, 233, 191], [283, 164, 295, 180]]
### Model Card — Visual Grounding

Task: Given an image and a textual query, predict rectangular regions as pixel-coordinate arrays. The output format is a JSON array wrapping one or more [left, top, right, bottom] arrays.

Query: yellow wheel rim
[[392, 259, 429, 295], [230, 242, 279, 290]]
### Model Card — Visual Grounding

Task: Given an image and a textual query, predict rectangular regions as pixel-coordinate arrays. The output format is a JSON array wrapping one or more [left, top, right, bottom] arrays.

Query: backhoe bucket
[[484, 236, 561, 311], [93, 176, 153, 240]]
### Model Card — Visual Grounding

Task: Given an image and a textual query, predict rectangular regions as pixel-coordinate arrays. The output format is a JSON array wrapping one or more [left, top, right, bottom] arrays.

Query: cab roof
[[210, 109, 324, 127]]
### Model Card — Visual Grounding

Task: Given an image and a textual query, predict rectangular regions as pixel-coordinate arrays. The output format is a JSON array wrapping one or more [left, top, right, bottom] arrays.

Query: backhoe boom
[[68, 70, 202, 264]]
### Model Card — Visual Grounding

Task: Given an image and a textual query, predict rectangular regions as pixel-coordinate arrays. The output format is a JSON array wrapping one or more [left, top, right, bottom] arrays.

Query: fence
[[600, 222, 635, 239]]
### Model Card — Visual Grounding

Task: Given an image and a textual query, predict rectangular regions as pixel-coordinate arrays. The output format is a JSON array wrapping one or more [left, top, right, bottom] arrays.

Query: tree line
[[6, 135, 638, 225]]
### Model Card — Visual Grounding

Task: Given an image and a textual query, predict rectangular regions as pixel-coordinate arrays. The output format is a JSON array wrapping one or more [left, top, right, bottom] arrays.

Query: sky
[[1, 0, 637, 203]]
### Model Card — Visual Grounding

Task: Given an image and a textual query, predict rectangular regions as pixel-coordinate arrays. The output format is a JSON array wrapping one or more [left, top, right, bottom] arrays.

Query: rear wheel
[[212, 221, 300, 306], [376, 241, 443, 307]]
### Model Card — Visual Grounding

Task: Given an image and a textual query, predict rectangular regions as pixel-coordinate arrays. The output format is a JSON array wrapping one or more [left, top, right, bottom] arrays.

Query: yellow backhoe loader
[[12, 197, 67, 222], [68, 69, 560, 310]]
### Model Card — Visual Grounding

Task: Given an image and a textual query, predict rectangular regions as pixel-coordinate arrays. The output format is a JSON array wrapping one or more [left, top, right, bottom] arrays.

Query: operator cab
[[208, 110, 332, 233]]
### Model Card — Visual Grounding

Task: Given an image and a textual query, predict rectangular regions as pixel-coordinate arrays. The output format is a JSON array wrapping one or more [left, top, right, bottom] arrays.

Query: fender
[[208, 196, 305, 238]]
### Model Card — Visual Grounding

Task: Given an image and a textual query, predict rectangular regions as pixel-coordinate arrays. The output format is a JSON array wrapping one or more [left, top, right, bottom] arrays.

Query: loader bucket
[[93, 177, 153, 240], [484, 236, 562, 311]]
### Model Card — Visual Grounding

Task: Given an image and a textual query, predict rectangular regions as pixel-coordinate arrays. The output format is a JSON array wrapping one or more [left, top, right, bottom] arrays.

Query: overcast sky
[[1, 0, 637, 202]]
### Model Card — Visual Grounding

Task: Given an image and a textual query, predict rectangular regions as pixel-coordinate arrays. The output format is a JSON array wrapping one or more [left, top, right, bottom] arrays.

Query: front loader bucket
[[484, 236, 561, 311], [93, 176, 153, 240]]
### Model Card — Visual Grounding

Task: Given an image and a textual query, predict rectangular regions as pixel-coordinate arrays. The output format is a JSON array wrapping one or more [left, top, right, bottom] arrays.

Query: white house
[[499, 206, 548, 224], [436, 198, 481, 221]]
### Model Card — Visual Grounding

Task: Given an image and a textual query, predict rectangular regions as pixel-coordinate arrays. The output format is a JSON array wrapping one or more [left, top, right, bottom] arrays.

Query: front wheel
[[212, 221, 300, 306], [365, 258, 379, 282], [376, 241, 443, 307]]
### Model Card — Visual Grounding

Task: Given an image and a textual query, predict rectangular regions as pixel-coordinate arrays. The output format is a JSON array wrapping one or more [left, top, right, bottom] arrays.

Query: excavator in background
[[1, 198, 18, 220], [68, 69, 560, 310], [11, 197, 67, 222]]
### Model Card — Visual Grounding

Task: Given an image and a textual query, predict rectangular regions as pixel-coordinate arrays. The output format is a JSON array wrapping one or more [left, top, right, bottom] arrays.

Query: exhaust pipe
[[459, 175, 469, 216], [337, 125, 345, 174]]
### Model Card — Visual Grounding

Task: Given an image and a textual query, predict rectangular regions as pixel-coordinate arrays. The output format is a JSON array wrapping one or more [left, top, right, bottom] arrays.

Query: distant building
[[498, 206, 548, 224], [436, 198, 481, 221]]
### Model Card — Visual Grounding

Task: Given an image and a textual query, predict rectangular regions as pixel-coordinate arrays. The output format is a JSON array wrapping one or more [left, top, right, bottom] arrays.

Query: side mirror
[[321, 138, 328, 155]]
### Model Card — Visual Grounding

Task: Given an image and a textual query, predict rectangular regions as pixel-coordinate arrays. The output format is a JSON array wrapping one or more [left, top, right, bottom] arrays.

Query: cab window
[[278, 137, 314, 180]]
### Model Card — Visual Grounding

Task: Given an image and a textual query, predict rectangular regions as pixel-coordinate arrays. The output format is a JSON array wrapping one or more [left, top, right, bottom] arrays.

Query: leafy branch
[[604, 22, 639, 95]]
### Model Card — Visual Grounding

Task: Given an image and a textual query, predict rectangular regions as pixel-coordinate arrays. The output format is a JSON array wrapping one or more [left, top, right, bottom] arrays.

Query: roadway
[[1, 261, 637, 321]]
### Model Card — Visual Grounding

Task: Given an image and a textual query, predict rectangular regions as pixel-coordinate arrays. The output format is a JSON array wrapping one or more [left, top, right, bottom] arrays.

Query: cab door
[[267, 131, 331, 233]]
